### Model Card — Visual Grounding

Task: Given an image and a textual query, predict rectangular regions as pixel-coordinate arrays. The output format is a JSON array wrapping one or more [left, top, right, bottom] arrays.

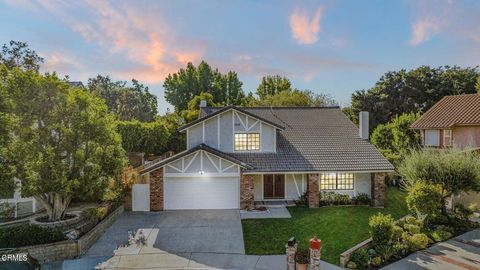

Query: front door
[[263, 174, 285, 199]]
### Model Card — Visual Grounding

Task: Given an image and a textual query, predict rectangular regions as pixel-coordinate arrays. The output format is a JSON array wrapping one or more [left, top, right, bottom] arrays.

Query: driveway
[[84, 209, 245, 257], [381, 228, 480, 270]]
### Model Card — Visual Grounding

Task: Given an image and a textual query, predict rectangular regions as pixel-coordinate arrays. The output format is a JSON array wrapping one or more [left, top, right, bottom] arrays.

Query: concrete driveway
[[84, 209, 244, 257]]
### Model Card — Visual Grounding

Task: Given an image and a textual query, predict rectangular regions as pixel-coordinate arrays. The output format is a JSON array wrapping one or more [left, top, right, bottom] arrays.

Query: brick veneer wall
[[371, 173, 386, 207], [308, 174, 320, 208], [150, 167, 164, 211], [22, 205, 124, 262], [240, 173, 254, 210]]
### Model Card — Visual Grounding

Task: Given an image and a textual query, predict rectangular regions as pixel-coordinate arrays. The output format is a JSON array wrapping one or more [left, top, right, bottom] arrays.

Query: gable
[[164, 150, 240, 177]]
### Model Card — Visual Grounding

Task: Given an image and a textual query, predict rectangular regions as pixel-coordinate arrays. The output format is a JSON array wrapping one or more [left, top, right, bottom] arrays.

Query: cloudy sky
[[1, 0, 479, 113]]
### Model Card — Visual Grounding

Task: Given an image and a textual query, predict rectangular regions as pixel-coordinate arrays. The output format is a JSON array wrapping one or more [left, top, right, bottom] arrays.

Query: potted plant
[[295, 248, 309, 270]]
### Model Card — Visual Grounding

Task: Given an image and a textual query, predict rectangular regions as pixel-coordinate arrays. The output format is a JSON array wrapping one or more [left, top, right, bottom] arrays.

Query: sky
[[1, 0, 480, 113]]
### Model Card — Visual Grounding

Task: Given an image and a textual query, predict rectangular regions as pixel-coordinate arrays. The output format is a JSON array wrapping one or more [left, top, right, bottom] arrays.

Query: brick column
[[308, 174, 320, 208], [371, 173, 386, 207], [150, 167, 164, 211], [240, 173, 254, 210]]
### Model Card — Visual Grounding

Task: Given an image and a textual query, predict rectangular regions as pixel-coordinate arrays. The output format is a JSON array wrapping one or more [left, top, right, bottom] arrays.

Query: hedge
[[0, 224, 66, 248]]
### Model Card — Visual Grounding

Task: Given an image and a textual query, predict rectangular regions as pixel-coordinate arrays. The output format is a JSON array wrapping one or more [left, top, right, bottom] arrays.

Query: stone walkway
[[381, 228, 480, 270]]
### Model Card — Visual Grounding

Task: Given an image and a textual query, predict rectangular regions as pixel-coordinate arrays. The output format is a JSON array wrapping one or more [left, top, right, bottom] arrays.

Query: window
[[234, 133, 260, 151], [444, 129, 452, 147], [425, 129, 440, 146], [320, 173, 354, 190]]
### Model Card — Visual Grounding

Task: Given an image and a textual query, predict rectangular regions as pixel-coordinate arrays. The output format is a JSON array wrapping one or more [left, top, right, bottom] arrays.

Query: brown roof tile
[[411, 94, 480, 129]]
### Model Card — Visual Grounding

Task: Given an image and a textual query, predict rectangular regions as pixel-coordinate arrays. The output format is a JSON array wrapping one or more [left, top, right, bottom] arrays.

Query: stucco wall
[[452, 126, 480, 149], [186, 110, 277, 153]]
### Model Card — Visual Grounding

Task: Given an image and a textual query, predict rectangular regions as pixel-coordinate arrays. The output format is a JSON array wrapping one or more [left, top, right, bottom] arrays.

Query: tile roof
[[140, 143, 253, 175], [201, 106, 394, 172], [411, 94, 480, 129]]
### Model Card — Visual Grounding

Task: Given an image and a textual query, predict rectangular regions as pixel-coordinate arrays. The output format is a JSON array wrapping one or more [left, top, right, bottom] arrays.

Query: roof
[[68, 81, 85, 88], [411, 94, 480, 129], [178, 105, 285, 131], [200, 106, 394, 172], [140, 143, 253, 174]]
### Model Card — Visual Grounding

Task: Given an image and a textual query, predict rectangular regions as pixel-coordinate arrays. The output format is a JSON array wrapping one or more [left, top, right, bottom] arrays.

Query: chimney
[[199, 99, 207, 108], [359, 111, 369, 140]]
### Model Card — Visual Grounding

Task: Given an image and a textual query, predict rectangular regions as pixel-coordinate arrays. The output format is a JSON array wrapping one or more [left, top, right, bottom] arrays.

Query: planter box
[[17, 205, 124, 262], [339, 238, 372, 268]]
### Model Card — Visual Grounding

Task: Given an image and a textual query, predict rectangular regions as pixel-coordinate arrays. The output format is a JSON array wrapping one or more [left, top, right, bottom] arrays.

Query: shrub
[[297, 191, 308, 206], [369, 213, 395, 246], [320, 192, 351, 205], [375, 244, 394, 262], [453, 203, 474, 221], [405, 233, 431, 252], [392, 225, 404, 242], [82, 206, 109, 223], [0, 204, 15, 220], [371, 256, 382, 267], [349, 249, 368, 270], [392, 243, 408, 259], [295, 248, 309, 264], [404, 224, 421, 235], [353, 193, 371, 205], [406, 182, 443, 222], [431, 229, 453, 242], [0, 224, 66, 248]]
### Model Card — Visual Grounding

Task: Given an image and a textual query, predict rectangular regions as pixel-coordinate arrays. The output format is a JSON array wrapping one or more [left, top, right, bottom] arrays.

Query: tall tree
[[163, 61, 245, 111], [256, 75, 292, 99], [247, 89, 336, 107], [345, 66, 479, 129], [2, 68, 127, 221], [87, 75, 158, 122], [0, 66, 15, 198], [0, 41, 43, 72], [476, 76, 480, 93]]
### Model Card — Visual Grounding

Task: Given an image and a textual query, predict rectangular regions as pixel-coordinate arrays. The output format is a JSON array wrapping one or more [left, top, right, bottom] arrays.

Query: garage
[[164, 176, 239, 210], [137, 146, 247, 211]]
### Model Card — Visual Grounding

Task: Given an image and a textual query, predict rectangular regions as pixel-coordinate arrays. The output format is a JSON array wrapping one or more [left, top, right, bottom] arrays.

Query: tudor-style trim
[[178, 106, 285, 132], [140, 144, 253, 175]]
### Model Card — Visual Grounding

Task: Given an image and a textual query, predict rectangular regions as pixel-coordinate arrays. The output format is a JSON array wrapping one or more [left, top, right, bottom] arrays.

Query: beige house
[[411, 93, 480, 207]]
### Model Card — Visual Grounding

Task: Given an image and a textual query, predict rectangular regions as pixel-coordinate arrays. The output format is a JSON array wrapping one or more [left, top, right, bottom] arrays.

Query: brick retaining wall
[[19, 205, 124, 262]]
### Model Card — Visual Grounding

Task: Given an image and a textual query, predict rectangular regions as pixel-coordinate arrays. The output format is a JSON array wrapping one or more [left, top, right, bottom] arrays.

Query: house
[[134, 103, 394, 211], [411, 93, 480, 207], [411, 93, 480, 149]]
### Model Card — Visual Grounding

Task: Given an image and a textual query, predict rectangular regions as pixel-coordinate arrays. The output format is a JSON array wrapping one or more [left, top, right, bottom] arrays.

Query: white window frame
[[424, 129, 440, 147], [443, 129, 452, 147], [234, 132, 260, 152], [319, 173, 354, 191]]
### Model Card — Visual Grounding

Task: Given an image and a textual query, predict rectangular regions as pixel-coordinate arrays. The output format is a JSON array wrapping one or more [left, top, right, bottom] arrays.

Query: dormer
[[178, 106, 284, 153]]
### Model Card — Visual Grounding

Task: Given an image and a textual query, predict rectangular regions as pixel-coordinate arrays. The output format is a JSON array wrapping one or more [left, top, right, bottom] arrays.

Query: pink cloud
[[289, 6, 323, 45], [409, 18, 441, 45], [7, 0, 204, 83]]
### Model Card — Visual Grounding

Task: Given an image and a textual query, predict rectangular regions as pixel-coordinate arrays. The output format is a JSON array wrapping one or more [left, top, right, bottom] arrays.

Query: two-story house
[[411, 93, 480, 149], [411, 93, 480, 207], [135, 103, 394, 211]]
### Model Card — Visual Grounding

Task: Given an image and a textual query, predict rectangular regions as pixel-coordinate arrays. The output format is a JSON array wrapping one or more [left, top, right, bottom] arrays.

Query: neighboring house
[[0, 179, 43, 218], [411, 93, 480, 207], [411, 93, 480, 149], [135, 104, 394, 211]]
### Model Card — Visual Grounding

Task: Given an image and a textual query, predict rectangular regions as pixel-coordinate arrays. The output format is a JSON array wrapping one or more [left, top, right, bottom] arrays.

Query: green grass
[[242, 187, 408, 265]]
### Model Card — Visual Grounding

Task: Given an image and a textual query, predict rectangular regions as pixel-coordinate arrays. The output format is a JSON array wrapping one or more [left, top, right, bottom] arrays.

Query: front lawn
[[242, 187, 408, 265]]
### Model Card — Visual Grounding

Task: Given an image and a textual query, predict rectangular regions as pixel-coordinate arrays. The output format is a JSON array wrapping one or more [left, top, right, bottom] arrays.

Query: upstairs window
[[425, 129, 440, 147], [444, 129, 452, 147], [320, 173, 354, 190], [234, 133, 260, 151]]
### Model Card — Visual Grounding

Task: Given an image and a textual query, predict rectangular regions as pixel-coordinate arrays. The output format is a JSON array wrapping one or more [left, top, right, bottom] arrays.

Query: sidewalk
[[381, 228, 480, 270]]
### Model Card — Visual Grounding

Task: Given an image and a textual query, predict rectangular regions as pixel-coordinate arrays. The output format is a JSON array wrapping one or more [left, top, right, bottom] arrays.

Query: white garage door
[[164, 177, 239, 210]]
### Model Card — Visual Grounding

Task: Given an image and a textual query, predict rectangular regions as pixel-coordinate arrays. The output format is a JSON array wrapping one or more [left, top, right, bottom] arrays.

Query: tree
[[163, 61, 245, 111], [116, 120, 171, 156], [2, 68, 127, 221], [346, 66, 479, 129], [399, 148, 480, 215], [476, 76, 480, 93], [406, 181, 443, 222], [246, 89, 337, 107], [256, 75, 292, 99], [0, 41, 43, 72], [182, 92, 219, 123], [87, 75, 158, 122], [371, 112, 421, 165], [0, 66, 15, 198]]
